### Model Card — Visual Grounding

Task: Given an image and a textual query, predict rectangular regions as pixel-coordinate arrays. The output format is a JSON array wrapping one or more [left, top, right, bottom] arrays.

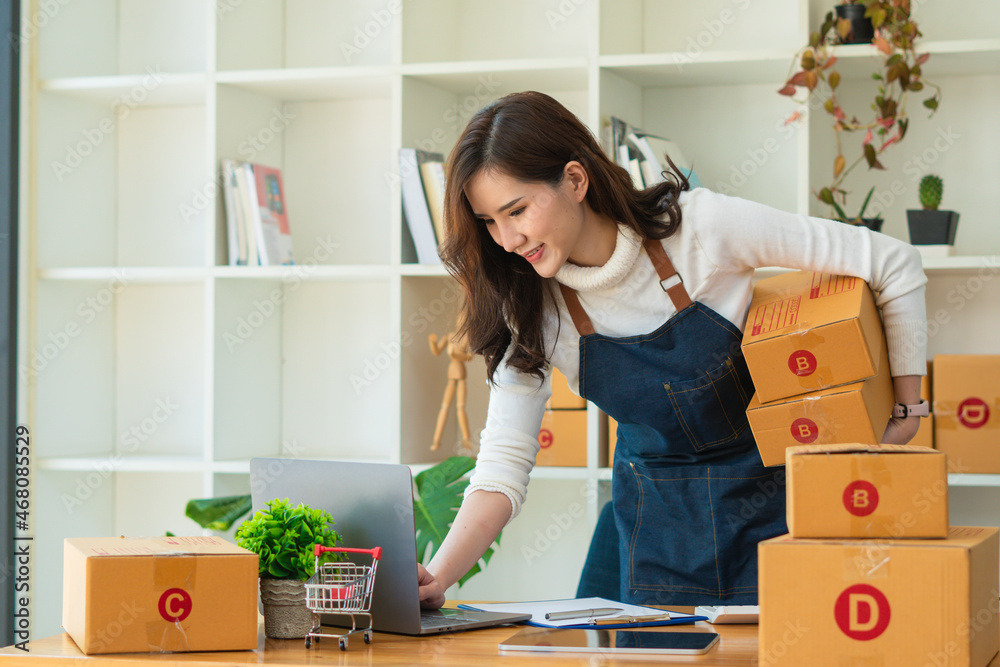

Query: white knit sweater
[[466, 188, 928, 521]]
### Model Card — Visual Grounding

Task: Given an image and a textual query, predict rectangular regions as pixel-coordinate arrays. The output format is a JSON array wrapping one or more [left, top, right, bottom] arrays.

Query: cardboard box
[[785, 444, 948, 538], [759, 527, 999, 667], [548, 367, 587, 410], [63, 536, 258, 654], [911, 364, 934, 448], [536, 409, 587, 466], [741, 271, 884, 403], [747, 335, 894, 466], [934, 355, 1000, 474]]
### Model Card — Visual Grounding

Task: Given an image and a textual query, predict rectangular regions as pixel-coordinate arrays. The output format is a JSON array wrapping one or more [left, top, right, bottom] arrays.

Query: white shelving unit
[[18, 0, 1000, 638]]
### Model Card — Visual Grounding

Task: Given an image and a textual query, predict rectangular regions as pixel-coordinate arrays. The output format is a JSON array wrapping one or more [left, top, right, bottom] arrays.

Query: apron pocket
[[662, 356, 752, 452], [618, 459, 786, 605]]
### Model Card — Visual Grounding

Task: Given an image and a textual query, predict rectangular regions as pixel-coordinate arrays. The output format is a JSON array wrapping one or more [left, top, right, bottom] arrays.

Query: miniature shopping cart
[[304, 545, 382, 651]]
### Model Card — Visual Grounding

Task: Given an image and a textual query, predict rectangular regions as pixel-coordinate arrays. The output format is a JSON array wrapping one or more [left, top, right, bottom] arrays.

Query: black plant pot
[[857, 217, 883, 233], [834, 4, 875, 44], [907, 210, 960, 245]]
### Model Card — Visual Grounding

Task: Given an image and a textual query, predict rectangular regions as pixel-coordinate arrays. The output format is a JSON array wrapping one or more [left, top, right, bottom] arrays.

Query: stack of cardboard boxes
[[741, 271, 897, 466], [758, 444, 999, 665], [536, 367, 587, 466]]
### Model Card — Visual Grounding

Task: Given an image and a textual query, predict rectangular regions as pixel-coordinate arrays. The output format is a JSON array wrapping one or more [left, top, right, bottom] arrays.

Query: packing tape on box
[[844, 541, 891, 581], [788, 394, 858, 441], [933, 399, 999, 430], [147, 554, 198, 652]]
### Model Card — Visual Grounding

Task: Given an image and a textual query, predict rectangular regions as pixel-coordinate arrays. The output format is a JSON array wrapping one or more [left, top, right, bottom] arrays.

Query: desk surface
[[3, 608, 999, 667]]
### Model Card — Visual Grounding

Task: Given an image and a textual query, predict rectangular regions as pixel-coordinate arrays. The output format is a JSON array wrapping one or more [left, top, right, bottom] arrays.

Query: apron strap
[[558, 283, 596, 336], [643, 239, 693, 312]]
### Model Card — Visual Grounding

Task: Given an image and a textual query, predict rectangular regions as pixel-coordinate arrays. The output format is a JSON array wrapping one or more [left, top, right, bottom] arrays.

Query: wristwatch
[[892, 400, 930, 418]]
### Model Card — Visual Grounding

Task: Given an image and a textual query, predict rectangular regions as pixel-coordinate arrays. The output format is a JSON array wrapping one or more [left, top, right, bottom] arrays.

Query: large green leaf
[[185, 494, 253, 531], [413, 456, 500, 587]]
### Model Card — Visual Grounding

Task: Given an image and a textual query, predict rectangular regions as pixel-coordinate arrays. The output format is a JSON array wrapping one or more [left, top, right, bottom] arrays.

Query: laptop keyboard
[[420, 612, 481, 628]]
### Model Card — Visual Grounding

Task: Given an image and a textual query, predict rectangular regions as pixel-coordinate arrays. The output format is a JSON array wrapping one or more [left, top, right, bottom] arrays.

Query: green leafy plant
[[829, 186, 876, 225], [185, 494, 253, 531], [779, 0, 942, 222], [918, 174, 943, 210], [235, 498, 343, 580], [414, 456, 499, 587]]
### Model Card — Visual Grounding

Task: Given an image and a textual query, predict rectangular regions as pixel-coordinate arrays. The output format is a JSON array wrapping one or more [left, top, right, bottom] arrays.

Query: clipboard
[[458, 597, 707, 630]]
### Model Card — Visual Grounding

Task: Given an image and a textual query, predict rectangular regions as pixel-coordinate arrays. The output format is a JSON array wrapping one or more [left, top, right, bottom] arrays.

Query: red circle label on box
[[538, 429, 554, 449], [958, 398, 990, 429], [788, 350, 817, 377], [835, 584, 891, 640], [842, 480, 879, 516], [158, 588, 192, 623], [790, 418, 819, 444]]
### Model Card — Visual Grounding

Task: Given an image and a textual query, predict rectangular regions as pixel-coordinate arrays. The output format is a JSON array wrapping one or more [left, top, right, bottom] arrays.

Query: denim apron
[[559, 239, 787, 606]]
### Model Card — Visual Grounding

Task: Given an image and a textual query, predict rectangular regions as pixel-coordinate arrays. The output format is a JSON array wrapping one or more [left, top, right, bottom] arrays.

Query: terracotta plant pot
[[834, 4, 875, 44], [259, 578, 314, 639], [906, 210, 960, 245]]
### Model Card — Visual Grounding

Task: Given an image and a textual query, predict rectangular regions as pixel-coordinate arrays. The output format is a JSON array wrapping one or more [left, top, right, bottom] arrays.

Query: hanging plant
[[779, 0, 942, 223]]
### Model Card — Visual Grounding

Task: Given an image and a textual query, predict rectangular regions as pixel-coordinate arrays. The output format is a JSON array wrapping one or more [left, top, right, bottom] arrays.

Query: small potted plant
[[907, 174, 959, 253], [235, 498, 343, 639], [826, 185, 882, 231], [834, 1, 875, 44]]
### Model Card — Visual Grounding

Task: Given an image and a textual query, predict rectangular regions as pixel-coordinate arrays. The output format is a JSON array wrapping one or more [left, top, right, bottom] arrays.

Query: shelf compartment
[[114, 471, 207, 536], [216, 84, 394, 266], [33, 282, 205, 459], [601, 0, 804, 57], [217, 0, 394, 72], [36, 90, 209, 268], [399, 276, 488, 464], [807, 0, 1000, 44], [213, 278, 397, 462], [403, 0, 590, 64], [37, 0, 208, 79], [600, 67, 805, 216]]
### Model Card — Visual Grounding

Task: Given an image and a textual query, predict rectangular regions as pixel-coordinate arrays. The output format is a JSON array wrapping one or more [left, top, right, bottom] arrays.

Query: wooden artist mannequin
[[428, 325, 474, 451]]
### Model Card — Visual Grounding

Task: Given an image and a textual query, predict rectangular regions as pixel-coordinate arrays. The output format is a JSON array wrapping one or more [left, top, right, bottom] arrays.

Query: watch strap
[[893, 400, 930, 418]]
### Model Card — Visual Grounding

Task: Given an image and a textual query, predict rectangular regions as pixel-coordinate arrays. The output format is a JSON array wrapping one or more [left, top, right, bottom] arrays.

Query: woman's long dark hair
[[440, 91, 689, 383]]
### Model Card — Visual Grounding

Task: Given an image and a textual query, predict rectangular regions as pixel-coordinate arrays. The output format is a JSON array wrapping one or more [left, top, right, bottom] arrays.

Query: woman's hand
[[417, 563, 446, 610], [881, 416, 921, 444]]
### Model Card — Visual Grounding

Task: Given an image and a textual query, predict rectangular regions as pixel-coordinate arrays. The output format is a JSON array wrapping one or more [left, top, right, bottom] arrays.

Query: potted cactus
[[906, 174, 959, 251]]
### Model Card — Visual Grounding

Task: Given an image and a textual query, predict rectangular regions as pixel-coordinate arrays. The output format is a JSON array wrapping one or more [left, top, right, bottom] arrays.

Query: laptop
[[248, 457, 531, 635]]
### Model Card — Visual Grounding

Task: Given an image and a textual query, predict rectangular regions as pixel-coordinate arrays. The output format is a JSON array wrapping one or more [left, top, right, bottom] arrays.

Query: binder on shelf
[[400, 148, 444, 264]]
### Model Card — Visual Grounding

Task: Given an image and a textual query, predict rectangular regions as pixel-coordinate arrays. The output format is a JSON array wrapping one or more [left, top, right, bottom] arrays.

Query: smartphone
[[499, 627, 720, 655]]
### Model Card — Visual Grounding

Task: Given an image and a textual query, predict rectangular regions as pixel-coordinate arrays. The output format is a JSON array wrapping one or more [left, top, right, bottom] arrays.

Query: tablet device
[[499, 627, 720, 655]]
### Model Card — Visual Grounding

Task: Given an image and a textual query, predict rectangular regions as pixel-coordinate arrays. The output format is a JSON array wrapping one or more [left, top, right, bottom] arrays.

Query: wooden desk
[[3, 610, 999, 666]]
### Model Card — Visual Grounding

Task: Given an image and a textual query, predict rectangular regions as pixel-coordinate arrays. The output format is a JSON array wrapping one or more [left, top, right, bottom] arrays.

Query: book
[[250, 163, 295, 265], [419, 158, 447, 247], [605, 116, 703, 190], [221, 159, 248, 265], [399, 148, 443, 264], [233, 162, 260, 265]]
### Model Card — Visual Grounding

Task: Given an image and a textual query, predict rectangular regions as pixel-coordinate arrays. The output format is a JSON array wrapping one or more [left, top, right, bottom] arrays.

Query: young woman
[[416, 91, 927, 609]]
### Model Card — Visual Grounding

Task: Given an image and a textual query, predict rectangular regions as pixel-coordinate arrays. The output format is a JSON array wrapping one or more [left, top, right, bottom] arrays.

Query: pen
[[545, 607, 623, 621], [593, 612, 675, 625]]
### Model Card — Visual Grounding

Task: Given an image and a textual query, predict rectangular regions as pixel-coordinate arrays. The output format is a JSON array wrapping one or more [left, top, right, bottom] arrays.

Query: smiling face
[[464, 165, 590, 279]]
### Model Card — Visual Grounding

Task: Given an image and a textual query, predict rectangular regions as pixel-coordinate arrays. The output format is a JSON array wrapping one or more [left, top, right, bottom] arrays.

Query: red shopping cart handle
[[314, 545, 383, 561]]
